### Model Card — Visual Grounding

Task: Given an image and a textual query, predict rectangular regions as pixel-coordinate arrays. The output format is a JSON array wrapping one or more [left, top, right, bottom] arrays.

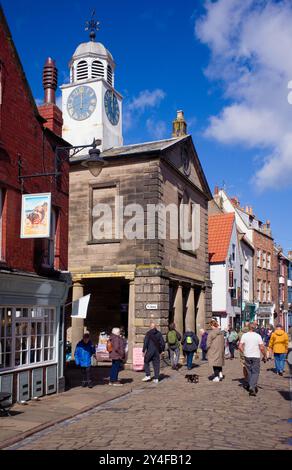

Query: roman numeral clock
[[61, 15, 123, 153]]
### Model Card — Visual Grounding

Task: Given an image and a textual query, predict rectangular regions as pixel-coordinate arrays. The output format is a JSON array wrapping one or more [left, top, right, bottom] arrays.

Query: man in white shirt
[[239, 322, 266, 396]]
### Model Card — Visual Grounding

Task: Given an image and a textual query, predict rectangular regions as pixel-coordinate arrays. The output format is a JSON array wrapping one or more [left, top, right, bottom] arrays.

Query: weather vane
[[85, 10, 100, 42]]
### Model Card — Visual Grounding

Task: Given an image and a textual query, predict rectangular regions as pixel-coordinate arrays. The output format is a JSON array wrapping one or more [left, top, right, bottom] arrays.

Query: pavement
[[1, 354, 292, 450]]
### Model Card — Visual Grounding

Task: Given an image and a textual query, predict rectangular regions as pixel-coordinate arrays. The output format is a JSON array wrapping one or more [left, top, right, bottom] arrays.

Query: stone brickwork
[[134, 268, 169, 346]]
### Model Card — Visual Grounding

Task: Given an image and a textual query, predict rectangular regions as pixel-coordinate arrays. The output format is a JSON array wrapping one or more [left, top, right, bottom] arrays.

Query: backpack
[[186, 335, 193, 345], [106, 339, 113, 353], [167, 330, 177, 346]]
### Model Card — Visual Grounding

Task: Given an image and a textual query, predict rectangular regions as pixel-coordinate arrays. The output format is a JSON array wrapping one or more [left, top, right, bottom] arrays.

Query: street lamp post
[[18, 138, 105, 189]]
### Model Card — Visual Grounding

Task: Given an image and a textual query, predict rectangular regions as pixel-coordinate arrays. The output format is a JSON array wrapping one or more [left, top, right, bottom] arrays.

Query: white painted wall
[[210, 263, 226, 312], [218, 190, 254, 244], [225, 221, 241, 319]]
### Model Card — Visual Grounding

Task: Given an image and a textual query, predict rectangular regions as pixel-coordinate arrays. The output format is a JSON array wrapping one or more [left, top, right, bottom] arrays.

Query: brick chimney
[[172, 110, 187, 137], [288, 251, 292, 260], [38, 57, 63, 137], [231, 196, 240, 207]]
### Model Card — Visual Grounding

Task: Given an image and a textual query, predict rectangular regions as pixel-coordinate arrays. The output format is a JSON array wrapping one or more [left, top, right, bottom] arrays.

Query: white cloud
[[195, 0, 292, 191], [146, 118, 168, 140], [123, 89, 166, 132]]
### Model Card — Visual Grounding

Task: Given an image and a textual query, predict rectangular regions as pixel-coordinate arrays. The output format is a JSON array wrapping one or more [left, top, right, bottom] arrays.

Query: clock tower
[[61, 15, 123, 152]]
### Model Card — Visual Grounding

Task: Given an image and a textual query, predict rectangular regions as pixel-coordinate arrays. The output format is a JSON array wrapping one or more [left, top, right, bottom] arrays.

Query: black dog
[[185, 374, 199, 383]]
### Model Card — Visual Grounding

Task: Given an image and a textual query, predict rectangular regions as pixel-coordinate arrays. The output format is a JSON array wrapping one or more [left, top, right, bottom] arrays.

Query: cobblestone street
[[7, 357, 292, 451]]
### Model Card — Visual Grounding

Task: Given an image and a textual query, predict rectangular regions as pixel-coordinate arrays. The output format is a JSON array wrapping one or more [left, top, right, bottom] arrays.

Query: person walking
[[142, 322, 165, 383], [227, 327, 239, 359], [239, 322, 266, 396], [238, 322, 250, 386], [181, 330, 199, 370], [207, 320, 225, 382], [199, 328, 208, 361], [268, 324, 289, 376], [74, 332, 95, 388], [264, 325, 274, 361], [108, 328, 126, 386], [166, 322, 181, 370]]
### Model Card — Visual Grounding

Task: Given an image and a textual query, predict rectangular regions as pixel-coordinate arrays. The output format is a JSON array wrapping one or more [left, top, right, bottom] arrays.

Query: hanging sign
[[71, 294, 91, 319], [20, 193, 51, 238]]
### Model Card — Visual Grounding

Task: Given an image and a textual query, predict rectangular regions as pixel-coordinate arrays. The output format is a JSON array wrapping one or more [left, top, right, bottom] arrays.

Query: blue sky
[[2, 0, 292, 252]]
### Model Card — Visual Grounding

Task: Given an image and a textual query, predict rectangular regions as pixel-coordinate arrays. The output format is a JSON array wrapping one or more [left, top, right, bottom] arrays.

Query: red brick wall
[[252, 229, 277, 308], [0, 12, 68, 273]]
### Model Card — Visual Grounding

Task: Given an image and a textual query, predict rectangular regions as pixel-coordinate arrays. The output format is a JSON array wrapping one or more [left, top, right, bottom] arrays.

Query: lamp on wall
[[81, 139, 105, 177]]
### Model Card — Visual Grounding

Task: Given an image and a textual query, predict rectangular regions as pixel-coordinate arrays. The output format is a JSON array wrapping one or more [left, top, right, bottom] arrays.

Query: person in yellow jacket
[[268, 324, 289, 376]]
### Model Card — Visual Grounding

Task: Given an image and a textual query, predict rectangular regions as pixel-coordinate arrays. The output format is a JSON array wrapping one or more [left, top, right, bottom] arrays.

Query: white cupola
[[61, 13, 123, 153], [69, 42, 115, 88]]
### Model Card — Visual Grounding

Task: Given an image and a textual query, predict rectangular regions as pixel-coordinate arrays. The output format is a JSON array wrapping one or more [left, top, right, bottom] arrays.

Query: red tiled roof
[[208, 213, 235, 263]]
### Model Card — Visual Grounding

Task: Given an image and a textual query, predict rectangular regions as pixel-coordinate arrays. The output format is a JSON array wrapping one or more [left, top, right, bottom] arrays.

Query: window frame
[[0, 306, 56, 372]]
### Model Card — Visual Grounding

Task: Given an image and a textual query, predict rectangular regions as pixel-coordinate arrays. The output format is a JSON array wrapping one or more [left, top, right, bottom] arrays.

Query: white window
[[0, 307, 56, 370], [107, 65, 113, 86], [267, 282, 271, 302], [262, 281, 266, 302], [257, 250, 261, 267], [267, 253, 271, 270], [0, 188, 3, 260], [257, 279, 261, 301], [76, 60, 88, 81], [262, 251, 266, 269], [92, 60, 104, 78]]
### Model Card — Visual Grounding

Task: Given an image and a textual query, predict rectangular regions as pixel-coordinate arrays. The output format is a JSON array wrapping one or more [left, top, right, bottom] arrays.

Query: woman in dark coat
[[207, 319, 225, 382]]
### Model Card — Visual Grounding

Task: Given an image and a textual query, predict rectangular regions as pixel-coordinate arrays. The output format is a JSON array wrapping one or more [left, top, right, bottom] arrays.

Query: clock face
[[104, 90, 120, 126], [67, 86, 97, 121]]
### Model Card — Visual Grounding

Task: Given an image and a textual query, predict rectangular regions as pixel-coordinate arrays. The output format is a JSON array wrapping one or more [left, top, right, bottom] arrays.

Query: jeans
[[202, 350, 207, 361], [213, 366, 222, 377], [245, 357, 260, 391], [169, 347, 180, 368], [81, 366, 92, 386], [229, 341, 236, 358], [186, 351, 194, 370], [274, 353, 286, 373], [110, 359, 122, 383], [144, 352, 160, 379]]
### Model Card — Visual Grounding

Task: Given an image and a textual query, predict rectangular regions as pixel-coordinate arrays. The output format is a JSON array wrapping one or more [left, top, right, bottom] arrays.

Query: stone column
[[173, 285, 184, 334], [71, 281, 85, 360], [127, 280, 135, 366], [185, 287, 195, 331], [196, 288, 206, 333]]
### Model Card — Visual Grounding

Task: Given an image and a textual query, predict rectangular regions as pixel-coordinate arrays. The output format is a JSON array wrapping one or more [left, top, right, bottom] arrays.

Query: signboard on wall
[[20, 193, 51, 238]]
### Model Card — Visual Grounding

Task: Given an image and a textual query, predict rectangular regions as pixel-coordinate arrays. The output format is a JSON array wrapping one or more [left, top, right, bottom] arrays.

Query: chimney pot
[[172, 110, 187, 137], [43, 57, 58, 104], [214, 186, 219, 195]]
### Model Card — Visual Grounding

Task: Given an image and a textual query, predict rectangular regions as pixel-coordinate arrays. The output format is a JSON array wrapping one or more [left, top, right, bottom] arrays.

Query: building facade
[[0, 7, 70, 402], [276, 249, 289, 330], [208, 213, 241, 329], [213, 189, 277, 326], [63, 34, 212, 362], [288, 252, 292, 330]]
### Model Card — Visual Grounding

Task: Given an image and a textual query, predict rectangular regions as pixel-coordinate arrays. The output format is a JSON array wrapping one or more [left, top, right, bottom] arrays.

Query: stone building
[[62, 31, 212, 362]]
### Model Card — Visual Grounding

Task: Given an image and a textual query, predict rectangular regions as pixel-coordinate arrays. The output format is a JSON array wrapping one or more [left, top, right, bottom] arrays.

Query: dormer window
[[92, 60, 104, 78], [76, 60, 88, 81], [107, 65, 113, 86]]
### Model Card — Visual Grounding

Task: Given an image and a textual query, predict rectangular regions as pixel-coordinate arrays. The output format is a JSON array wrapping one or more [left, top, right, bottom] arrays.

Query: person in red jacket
[[108, 328, 126, 386]]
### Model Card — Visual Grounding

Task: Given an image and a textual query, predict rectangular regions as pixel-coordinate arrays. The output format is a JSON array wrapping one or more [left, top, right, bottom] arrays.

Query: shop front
[[256, 304, 274, 327], [0, 271, 70, 403]]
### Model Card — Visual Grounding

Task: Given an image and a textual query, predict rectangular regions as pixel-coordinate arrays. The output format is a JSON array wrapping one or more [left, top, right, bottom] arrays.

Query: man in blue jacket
[[74, 332, 95, 388]]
